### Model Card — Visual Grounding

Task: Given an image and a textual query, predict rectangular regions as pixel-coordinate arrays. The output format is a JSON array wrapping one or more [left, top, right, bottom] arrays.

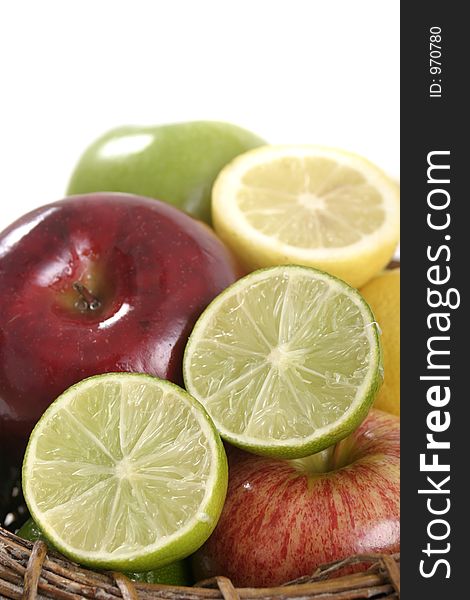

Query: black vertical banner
[[401, 4, 466, 597]]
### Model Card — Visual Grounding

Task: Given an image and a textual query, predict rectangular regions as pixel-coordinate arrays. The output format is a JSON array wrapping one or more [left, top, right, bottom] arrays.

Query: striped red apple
[[193, 409, 400, 586]]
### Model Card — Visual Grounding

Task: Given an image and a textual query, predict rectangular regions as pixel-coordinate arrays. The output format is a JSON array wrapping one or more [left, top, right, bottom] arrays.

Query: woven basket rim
[[0, 525, 400, 599]]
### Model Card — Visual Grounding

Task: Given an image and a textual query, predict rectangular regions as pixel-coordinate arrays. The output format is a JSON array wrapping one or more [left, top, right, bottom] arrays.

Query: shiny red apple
[[193, 409, 400, 587], [0, 193, 240, 460]]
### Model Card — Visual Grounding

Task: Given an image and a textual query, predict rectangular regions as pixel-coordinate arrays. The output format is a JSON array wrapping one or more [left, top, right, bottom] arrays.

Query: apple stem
[[73, 282, 101, 312], [316, 445, 337, 472], [290, 444, 338, 474]]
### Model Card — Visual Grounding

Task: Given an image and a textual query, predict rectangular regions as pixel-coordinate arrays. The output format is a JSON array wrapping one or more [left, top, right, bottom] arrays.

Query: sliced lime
[[183, 265, 382, 458], [22, 373, 227, 572]]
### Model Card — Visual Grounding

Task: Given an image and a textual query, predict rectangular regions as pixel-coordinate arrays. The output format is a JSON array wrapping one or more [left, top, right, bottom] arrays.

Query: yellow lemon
[[361, 269, 400, 415], [212, 145, 400, 288]]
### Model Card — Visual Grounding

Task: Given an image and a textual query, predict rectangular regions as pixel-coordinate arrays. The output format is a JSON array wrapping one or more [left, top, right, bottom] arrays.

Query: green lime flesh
[[22, 373, 228, 572], [183, 265, 382, 459]]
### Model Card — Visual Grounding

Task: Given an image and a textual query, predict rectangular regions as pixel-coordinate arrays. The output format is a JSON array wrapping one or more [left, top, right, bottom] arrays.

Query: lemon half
[[212, 145, 399, 288]]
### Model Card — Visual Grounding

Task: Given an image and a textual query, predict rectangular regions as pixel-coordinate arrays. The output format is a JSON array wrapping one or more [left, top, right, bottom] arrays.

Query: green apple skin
[[67, 121, 265, 224]]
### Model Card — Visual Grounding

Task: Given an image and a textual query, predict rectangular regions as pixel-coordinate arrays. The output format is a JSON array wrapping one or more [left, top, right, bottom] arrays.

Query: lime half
[[22, 373, 228, 572], [183, 266, 382, 458]]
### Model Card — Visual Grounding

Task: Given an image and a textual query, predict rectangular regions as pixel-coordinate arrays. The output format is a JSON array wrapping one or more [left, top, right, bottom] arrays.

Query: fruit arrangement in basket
[[0, 121, 400, 595]]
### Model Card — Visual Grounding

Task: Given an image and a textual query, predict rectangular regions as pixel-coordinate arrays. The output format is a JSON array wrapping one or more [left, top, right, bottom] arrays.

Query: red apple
[[0, 193, 240, 460], [193, 409, 399, 587]]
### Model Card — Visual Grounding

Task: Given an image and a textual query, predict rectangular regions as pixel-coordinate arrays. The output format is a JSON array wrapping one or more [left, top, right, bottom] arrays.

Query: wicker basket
[[0, 526, 400, 600], [0, 471, 400, 600], [1, 262, 401, 599]]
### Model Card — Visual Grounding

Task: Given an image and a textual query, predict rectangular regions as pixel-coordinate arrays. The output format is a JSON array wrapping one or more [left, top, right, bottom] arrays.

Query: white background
[[0, 0, 399, 233]]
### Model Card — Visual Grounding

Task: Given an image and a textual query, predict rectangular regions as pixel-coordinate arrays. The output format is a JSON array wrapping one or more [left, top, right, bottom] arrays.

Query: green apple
[[67, 121, 265, 223]]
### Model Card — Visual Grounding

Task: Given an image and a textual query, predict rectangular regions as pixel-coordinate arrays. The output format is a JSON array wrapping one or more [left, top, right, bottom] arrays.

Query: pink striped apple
[[193, 409, 399, 586]]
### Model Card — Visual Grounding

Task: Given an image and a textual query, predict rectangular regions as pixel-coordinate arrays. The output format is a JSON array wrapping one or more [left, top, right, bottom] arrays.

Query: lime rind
[[183, 265, 382, 459], [17, 517, 193, 585], [22, 373, 228, 572]]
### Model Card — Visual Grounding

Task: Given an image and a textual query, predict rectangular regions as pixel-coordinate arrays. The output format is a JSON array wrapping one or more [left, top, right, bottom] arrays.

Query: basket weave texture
[[0, 526, 400, 600]]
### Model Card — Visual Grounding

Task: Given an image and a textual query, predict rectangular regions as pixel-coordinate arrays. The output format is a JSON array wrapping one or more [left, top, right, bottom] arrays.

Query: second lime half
[[183, 266, 382, 459]]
